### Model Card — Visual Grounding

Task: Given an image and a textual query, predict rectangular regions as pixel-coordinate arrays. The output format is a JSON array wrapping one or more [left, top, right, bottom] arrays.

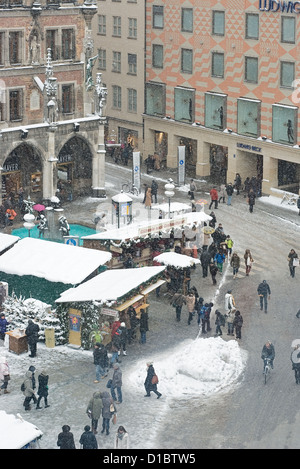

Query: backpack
[[21, 382, 25, 392]]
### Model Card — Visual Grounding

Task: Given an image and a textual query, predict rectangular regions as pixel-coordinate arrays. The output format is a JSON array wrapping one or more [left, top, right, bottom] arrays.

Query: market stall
[[55, 265, 166, 349], [5, 329, 28, 355], [0, 411, 43, 449], [0, 233, 20, 255], [153, 251, 200, 294], [152, 202, 191, 218]]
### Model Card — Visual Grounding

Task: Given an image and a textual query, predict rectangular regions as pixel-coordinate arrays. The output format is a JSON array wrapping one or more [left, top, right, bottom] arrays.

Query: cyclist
[[291, 344, 300, 384], [261, 340, 275, 372]]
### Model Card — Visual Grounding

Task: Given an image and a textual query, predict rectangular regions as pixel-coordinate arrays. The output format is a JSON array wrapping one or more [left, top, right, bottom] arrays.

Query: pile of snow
[[153, 251, 200, 268], [0, 411, 43, 449]]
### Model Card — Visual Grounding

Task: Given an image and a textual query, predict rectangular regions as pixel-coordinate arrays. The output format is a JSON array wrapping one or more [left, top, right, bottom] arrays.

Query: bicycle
[[263, 358, 272, 384], [121, 182, 139, 196]]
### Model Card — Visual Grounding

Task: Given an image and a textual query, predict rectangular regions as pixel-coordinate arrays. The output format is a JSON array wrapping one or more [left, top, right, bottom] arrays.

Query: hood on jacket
[[93, 391, 102, 399]]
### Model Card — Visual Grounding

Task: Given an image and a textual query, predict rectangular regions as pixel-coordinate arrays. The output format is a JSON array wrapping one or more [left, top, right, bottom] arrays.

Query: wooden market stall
[[82, 211, 211, 270], [55, 266, 166, 349]]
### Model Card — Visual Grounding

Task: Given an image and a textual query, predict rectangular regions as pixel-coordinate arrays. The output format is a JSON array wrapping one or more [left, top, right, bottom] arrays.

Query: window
[[61, 29, 75, 60], [112, 51, 121, 72], [181, 49, 193, 74], [205, 92, 227, 130], [0, 102, 4, 122], [272, 104, 297, 145], [237, 98, 260, 137], [245, 57, 258, 83], [98, 15, 106, 35], [128, 53, 137, 74], [9, 31, 21, 64], [280, 61, 294, 88], [281, 16, 295, 43], [212, 11, 225, 36], [112, 85, 121, 109], [212, 52, 224, 78], [128, 88, 137, 112], [113, 16, 121, 37], [153, 5, 164, 29], [152, 44, 163, 68], [46, 30, 58, 61], [9, 89, 22, 121], [146, 82, 165, 116], [174, 87, 194, 123], [98, 48, 106, 70], [245, 13, 259, 40], [181, 8, 193, 33], [61, 84, 74, 114], [128, 18, 137, 38], [0, 32, 4, 65]]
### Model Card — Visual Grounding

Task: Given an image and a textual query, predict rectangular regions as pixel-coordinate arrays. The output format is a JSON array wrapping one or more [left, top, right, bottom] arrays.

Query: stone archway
[[57, 136, 93, 200]]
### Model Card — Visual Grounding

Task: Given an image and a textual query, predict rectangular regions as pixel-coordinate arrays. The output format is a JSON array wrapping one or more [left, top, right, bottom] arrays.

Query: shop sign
[[102, 307, 119, 317], [259, 0, 300, 13], [58, 154, 73, 163], [3, 163, 18, 172], [237, 143, 262, 152]]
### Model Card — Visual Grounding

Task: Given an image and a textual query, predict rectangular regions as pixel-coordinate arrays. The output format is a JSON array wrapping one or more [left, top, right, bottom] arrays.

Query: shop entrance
[[154, 131, 168, 168], [179, 137, 197, 178], [209, 144, 228, 184], [278, 160, 299, 193]]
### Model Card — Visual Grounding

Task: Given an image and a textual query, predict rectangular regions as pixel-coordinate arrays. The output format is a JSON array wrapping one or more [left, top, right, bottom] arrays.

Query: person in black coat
[[151, 180, 158, 204], [139, 309, 149, 344], [79, 425, 98, 449], [200, 250, 211, 278], [144, 362, 162, 399], [36, 370, 50, 409], [57, 425, 76, 449], [248, 188, 256, 213], [25, 319, 40, 358]]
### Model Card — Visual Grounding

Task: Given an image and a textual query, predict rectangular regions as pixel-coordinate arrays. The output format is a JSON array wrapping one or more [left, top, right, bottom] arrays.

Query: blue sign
[[259, 0, 300, 13]]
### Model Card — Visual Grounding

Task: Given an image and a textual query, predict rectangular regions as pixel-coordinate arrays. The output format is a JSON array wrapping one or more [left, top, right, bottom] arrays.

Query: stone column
[[92, 117, 106, 198], [261, 152, 278, 194], [43, 126, 58, 203]]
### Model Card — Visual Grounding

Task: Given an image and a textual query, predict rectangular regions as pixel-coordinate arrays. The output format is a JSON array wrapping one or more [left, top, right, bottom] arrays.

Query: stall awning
[[116, 294, 144, 311], [141, 279, 166, 295]]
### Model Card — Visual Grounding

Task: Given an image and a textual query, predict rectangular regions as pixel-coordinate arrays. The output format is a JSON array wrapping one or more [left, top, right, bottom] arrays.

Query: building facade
[[0, 0, 106, 206], [144, 0, 300, 195]]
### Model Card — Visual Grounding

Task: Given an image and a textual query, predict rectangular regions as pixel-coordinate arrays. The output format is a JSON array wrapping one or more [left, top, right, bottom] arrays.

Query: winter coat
[[119, 325, 127, 346], [0, 317, 9, 335], [79, 429, 98, 449], [101, 391, 115, 419], [185, 294, 195, 313], [37, 372, 49, 398], [288, 250, 298, 267], [230, 254, 240, 269], [226, 309, 235, 325], [144, 364, 158, 392], [233, 313, 243, 328], [25, 321, 40, 346], [248, 191, 256, 205], [151, 180, 158, 195], [87, 392, 103, 420], [226, 184, 234, 196], [139, 311, 149, 333], [219, 184, 226, 197], [257, 281, 271, 297], [0, 357, 9, 381], [244, 251, 253, 266], [225, 293, 235, 312], [170, 293, 186, 308], [261, 343, 275, 361], [210, 188, 218, 201], [94, 344, 108, 368], [144, 188, 152, 207], [200, 250, 211, 266], [114, 431, 129, 449], [209, 263, 218, 276], [111, 366, 122, 388], [111, 332, 121, 352], [214, 252, 225, 264], [57, 426, 76, 449], [23, 371, 35, 397]]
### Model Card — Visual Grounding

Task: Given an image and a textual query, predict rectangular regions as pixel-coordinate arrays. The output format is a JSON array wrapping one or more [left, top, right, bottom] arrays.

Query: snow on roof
[[153, 252, 200, 268], [0, 411, 43, 449], [152, 202, 191, 213], [0, 233, 20, 254], [56, 265, 166, 304], [111, 192, 133, 203], [83, 211, 211, 241], [0, 237, 112, 285]]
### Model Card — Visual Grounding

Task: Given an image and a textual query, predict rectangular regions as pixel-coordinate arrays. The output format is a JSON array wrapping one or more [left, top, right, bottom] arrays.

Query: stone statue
[[85, 55, 98, 91], [30, 35, 40, 64]]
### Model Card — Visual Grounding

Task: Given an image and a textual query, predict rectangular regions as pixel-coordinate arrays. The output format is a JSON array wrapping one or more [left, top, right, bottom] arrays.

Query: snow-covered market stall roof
[[0, 233, 20, 254], [56, 266, 166, 305], [82, 211, 212, 243], [0, 411, 43, 449], [152, 202, 191, 215], [0, 237, 112, 305], [153, 252, 200, 269]]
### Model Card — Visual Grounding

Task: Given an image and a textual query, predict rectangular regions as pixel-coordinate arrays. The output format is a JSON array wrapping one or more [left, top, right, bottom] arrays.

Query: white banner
[[177, 145, 185, 186], [132, 151, 141, 193]]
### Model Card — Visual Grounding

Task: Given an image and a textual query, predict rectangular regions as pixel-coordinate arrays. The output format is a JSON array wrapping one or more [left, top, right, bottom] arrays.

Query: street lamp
[[164, 178, 175, 218]]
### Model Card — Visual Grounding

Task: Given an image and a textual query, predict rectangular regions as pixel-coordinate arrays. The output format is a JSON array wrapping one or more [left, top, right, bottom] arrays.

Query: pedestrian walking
[[209, 187, 218, 210], [0, 313, 9, 344], [36, 370, 50, 409], [244, 249, 254, 276], [144, 362, 162, 399], [93, 342, 108, 382], [214, 249, 226, 273], [226, 182, 234, 205], [257, 280, 271, 313], [297, 196, 300, 216], [22, 370, 37, 411], [139, 309, 149, 344], [209, 261, 218, 285], [233, 310, 243, 339], [291, 344, 300, 384], [57, 425, 76, 449], [144, 187, 152, 209], [110, 328, 121, 367], [287, 248, 299, 278], [189, 179, 197, 200], [25, 319, 40, 358], [225, 308, 235, 336], [185, 290, 196, 325], [170, 290, 186, 322], [110, 363, 122, 404], [119, 322, 127, 356], [230, 252, 240, 279], [215, 310, 225, 336], [218, 183, 226, 203], [234, 173, 242, 195], [209, 211, 217, 228], [100, 391, 116, 436], [151, 179, 158, 204], [225, 290, 236, 313], [0, 355, 10, 394], [247, 188, 256, 213], [200, 249, 211, 278], [114, 425, 129, 449], [201, 302, 213, 334], [86, 391, 103, 434], [79, 425, 98, 449], [225, 235, 234, 258]]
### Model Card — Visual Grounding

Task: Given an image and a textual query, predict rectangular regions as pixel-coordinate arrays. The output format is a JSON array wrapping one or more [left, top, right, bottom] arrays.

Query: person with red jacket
[[5, 208, 17, 226], [209, 187, 218, 210]]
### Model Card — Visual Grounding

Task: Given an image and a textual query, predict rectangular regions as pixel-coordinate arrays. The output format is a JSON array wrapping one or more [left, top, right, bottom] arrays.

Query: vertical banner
[[177, 145, 185, 186], [132, 151, 141, 193]]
